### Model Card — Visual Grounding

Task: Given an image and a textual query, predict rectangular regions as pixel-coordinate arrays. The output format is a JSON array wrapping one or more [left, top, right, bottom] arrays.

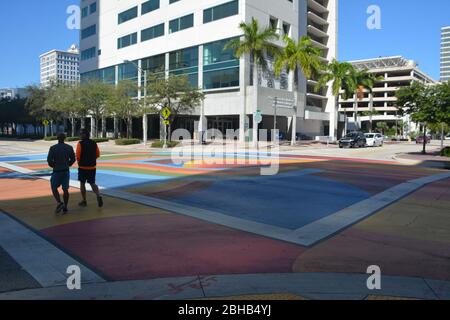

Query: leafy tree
[[348, 69, 382, 130], [362, 109, 380, 132], [274, 35, 322, 81], [25, 84, 63, 136], [396, 81, 439, 154], [46, 84, 86, 137], [0, 97, 37, 136], [146, 74, 204, 142], [316, 60, 355, 138], [435, 81, 450, 125], [107, 80, 142, 139], [79, 80, 114, 138], [274, 35, 323, 143], [376, 121, 388, 135], [225, 18, 280, 141]]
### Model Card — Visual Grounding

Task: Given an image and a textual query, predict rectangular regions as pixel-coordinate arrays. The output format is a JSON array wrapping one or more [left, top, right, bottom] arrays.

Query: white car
[[365, 133, 384, 147], [445, 134, 450, 141]]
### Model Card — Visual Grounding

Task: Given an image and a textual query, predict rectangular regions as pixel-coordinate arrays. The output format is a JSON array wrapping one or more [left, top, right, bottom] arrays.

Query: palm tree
[[316, 59, 355, 139], [349, 69, 381, 131], [225, 18, 280, 143], [274, 35, 323, 144]]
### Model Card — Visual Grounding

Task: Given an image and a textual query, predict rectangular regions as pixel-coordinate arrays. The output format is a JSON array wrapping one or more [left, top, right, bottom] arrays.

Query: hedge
[[115, 138, 141, 146], [66, 137, 80, 142], [151, 141, 180, 148], [43, 136, 58, 141], [49, 137, 108, 143], [441, 147, 450, 157], [0, 134, 43, 140]]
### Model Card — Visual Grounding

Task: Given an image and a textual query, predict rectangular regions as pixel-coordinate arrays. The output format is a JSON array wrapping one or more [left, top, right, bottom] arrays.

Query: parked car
[[365, 133, 384, 147], [416, 136, 431, 144], [445, 134, 450, 141], [339, 132, 367, 148]]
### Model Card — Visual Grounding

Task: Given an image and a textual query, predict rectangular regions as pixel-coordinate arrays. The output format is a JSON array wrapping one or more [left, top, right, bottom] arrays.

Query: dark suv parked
[[339, 132, 367, 148]]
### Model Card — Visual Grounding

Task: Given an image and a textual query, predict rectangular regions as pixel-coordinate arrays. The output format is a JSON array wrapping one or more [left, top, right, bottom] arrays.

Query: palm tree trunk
[[353, 93, 359, 130], [369, 93, 374, 133], [291, 89, 298, 146]]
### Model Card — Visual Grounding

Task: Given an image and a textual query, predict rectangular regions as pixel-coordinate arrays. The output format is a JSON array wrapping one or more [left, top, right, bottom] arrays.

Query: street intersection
[[0, 141, 449, 300]]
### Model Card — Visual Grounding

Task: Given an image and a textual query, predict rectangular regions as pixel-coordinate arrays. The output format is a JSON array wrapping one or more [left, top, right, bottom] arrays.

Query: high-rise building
[[338, 56, 435, 135], [79, 0, 338, 141], [441, 26, 450, 82], [40, 45, 80, 87]]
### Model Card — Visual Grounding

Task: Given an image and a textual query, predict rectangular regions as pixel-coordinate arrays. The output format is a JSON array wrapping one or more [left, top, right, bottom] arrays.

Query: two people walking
[[47, 129, 103, 214]]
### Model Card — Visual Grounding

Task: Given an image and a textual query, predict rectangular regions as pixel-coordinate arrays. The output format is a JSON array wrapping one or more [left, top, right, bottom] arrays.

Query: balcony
[[307, 11, 329, 26], [307, 25, 329, 39], [307, 0, 329, 14], [310, 39, 328, 50]]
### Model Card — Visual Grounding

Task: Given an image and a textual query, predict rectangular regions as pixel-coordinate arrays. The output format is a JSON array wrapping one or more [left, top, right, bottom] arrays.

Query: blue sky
[[0, 0, 449, 88]]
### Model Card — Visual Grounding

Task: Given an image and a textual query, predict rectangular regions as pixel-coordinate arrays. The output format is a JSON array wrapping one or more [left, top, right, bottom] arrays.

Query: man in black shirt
[[47, 132, 76, 214]]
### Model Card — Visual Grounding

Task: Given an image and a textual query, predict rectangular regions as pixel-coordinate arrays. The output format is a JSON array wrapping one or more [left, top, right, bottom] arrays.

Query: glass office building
[[79, 0, 338, 140], [441, 26, 450, 82]]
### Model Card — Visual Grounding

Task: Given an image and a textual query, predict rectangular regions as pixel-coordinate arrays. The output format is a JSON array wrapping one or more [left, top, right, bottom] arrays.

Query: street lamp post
[[142, 69, 148, 146]]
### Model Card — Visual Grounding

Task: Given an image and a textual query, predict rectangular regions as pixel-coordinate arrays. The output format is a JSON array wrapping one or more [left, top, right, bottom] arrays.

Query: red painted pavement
[[293, 228, 450, 281], [42, 214, 306, 281]]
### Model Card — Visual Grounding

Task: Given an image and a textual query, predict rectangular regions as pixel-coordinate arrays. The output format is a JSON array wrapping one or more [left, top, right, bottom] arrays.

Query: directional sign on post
[[162, 107, 171, 120], [42, 120, 49, 126], [163, 120, 171, 126]]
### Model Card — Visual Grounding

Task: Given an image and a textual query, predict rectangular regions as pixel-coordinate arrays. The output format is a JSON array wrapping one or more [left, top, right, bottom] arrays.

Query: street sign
[[163, 120, 171, 126], [254, 111, 263, 124], [162, 107, 171, 120], [42, 120, 49, 126]]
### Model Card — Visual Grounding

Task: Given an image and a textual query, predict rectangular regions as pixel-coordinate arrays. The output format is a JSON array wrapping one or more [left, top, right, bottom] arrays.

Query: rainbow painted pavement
[[0, 150, 449, 299]]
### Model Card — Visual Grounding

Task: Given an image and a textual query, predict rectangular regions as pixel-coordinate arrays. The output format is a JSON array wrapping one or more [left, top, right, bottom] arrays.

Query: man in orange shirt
[[76, 129, 103, 207]]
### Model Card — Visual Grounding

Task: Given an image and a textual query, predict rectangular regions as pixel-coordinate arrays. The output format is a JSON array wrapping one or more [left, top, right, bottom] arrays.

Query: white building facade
[[338, 56, 435, 136], [0, 88, 29, 100], [79, 0, 338, 141], [40, 45, 80, 87], [441, 26, 450, 82]]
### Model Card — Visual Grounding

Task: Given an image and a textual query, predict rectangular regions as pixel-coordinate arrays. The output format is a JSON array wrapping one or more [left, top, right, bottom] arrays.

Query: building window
[[141, 23, 165, 42], [169, 14, 194, 33], [118, 62, 138, 82], [118, 6, 138, 24], [204, 0, 239, 24], [117, 33, 138, 49], [81, 47, 96, 61], [81, 24, 96, 39], [90, 2, 97, 14], [203, 38, 239, 89], [169, 46, 199, 86], [142, 0, 160, 15], [81, 7, 89, 18]]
